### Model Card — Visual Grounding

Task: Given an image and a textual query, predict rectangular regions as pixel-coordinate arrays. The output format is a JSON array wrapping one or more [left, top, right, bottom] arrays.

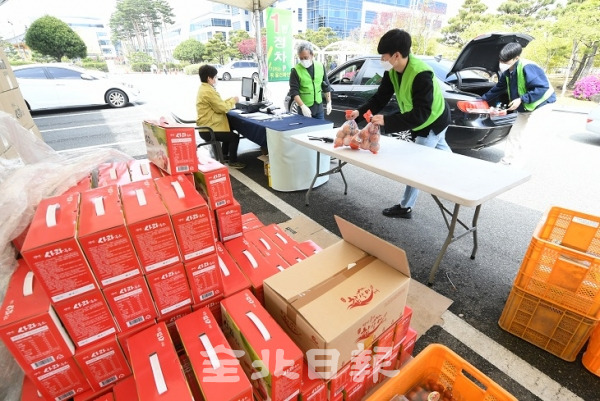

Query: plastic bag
[[334, 111, 359, 148], [349, 110, 381, 154], [0, 110, 133, 401]]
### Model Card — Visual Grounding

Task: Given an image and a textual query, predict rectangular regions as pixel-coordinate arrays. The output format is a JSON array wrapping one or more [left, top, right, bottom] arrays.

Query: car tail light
[[457, 100, 490, 113]]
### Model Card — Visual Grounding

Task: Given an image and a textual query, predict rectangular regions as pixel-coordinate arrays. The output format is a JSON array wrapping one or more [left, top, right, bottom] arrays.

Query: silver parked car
[[586, 105, 600, 134], [13, 63, 140, 111], [217, 60, 259, 81]]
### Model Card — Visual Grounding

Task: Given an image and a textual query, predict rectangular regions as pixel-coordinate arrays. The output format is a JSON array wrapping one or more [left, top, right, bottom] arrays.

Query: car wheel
[[287, 98, 299, 115], [252, 72, 259, 80], [106, 89, 128, 108], [223, 73, 231, 81]]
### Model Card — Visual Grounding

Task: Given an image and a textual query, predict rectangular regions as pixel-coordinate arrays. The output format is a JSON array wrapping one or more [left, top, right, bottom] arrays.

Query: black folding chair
[[170, 112, 225, 163]]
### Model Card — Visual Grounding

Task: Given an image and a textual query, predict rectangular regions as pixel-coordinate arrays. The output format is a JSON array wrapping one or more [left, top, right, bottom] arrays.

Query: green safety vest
[[389, 55, 445, 131], [296, 61, 324, 107], [507, 60, 554, 111]]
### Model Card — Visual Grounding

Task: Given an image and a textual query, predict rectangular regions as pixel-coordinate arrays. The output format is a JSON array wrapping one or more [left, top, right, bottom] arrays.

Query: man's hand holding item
[[300, 104, 312, 117], [326, 101, 332, 115]]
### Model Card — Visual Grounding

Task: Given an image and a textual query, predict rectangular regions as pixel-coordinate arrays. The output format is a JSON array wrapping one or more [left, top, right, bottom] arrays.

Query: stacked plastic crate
[[499, 206, 600, 361]]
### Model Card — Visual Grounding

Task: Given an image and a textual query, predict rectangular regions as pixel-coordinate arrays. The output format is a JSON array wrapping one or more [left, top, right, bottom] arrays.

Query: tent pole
[[254, 0, 268, 97]]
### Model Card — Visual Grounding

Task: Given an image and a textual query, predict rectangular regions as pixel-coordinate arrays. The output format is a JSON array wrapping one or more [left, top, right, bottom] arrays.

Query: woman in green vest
[[289, 41, 332, 120], [482, 42, 556, 166], [348, 29, 451, 219]]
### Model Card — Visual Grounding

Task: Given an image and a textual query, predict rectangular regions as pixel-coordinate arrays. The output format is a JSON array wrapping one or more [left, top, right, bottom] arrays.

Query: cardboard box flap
[[263, 240, 367, 300], [335, 216, 410, 277]]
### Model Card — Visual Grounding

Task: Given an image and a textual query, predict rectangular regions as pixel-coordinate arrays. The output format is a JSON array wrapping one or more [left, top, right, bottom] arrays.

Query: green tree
[[173, 39, 205, 63], [229, 30, 252, 60], [109, 0, 174, 64], [25, 15, 86, 61], [295, 27, 339, 50], [204, 33, 229, 64], [440, 0, 489, 48]]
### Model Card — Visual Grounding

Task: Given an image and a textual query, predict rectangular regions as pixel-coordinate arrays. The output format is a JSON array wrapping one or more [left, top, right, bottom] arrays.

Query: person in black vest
[[288, 41, 332, 119]]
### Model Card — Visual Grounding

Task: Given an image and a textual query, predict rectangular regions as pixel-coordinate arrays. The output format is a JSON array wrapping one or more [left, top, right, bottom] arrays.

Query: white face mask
[[499, 62, 511, 73], [380, 60, 393, 71], [300, 59, 313, 68]]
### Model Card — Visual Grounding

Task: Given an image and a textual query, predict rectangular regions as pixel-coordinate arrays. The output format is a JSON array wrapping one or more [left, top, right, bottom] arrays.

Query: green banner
[[266, 8, 293, 82]]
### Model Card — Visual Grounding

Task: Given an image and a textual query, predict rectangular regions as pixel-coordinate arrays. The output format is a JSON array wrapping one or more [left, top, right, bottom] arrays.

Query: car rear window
[[47, 67, 83, 79], [14, 67, 46, 79]]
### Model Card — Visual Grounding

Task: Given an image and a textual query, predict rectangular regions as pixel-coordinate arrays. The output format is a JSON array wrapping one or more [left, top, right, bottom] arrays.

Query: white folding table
[[291, 131, 532, 284]]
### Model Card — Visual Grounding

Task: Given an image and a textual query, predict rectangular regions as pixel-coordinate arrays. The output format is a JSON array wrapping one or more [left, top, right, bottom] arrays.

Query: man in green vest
[[348, 29, 451, 219], [482, 42, 556, 166], [289, 41, 332, 119]]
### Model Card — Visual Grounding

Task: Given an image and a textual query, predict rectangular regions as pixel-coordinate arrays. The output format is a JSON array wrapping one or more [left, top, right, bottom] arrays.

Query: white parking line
[[230, 167, 584, 401], [40, 120, 143, 133]]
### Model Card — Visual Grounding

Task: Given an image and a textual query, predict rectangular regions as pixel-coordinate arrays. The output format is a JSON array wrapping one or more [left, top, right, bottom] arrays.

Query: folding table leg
[[305, 152, 348, 206]]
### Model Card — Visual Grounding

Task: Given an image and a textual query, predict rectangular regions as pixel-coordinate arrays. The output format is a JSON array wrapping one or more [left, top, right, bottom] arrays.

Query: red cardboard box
[[120, 179, 181, 273], [127, 321, 194, 400], [176, 307, 253, 401], [344, 380, 366, 401], [184, 253, 224, 305], [191, 296, 223, 323], [178, 351, 204, 401], [396, 327, 418, 369], [78, 185, 142, 287], [214, 199, 243, 242], [21, 193, 98, 302], [155, 175, 216, 261], [221, 290, 303, 401], [143, 119, 198, 175], [111, 375, 138, 400], [146, 263, 193, 318], [54, 289, 117, 348], [372, 324, 396, 368], [327, 362, 351, 400], [128, 158, 163, 182], [73, 336, 131, 392], [117, 319, 156, 363], [276, 245, 306, 267], [20, 376, 44, 400], [393, 305, 413, 346], [260, 224, 298, 250], [301, 361, 327, 401], [241, 212, 264, 231], [62, 175, 92, 195], [158, 306, 192, 352], [243, 228, 279, 257], [193, 162, 234, 210], [295, 240, 322, 257], [97, 162, 131, 188], [215, 241, 251, 298], [29, 357, 90, 400], [0, 260, 74, 373], [223, 236, 280, 304], [103, 275, 157, 332]]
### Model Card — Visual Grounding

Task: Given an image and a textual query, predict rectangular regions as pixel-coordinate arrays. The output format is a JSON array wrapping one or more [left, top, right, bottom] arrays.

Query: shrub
[[573, 75, 600, 100]]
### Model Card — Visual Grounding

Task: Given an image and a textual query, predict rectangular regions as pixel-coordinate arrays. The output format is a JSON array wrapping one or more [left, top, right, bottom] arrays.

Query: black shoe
[[382, 204, 412, 219]]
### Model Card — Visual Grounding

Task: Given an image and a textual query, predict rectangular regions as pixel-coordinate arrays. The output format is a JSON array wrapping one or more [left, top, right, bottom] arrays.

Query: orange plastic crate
[[535, 206, 600, 256], [498, 286, 598, 361], [514, 237, 600, 319], [366, 344, 517, 401], [582, 323, 600, 376]]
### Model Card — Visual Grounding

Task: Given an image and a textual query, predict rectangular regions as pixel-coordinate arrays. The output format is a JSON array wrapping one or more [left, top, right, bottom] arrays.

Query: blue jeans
[[400, 127, 452, 208]]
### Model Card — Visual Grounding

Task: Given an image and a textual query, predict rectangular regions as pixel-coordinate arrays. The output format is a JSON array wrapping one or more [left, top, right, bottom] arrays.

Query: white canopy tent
[[211, 0, 277, 95]]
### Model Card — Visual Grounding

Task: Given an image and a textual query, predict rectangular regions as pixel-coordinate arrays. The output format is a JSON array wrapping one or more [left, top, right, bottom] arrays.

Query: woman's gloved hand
[[300, 104, 312, 117]]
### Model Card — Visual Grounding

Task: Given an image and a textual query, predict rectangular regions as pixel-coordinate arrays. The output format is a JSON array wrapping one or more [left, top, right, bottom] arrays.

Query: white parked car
[[12, 63, 141, 111], [586, 105, 600, 134], [217, 60, 258, 81]]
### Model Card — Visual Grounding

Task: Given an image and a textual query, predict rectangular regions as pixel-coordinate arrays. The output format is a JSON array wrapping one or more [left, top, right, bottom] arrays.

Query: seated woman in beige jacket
[[196, 64, 245, 169]]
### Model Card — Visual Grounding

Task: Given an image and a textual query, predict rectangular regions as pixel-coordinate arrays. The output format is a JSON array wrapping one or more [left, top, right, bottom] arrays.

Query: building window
[[365, 11, 377, 24], [298, 8, 303, 22]]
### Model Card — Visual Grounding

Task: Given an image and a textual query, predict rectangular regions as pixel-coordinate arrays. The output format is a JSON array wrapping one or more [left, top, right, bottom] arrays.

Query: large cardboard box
[[73, 335, 131, 392], [263, 217, 411, 379], [221, 290, 303, 401], [0, 50, 18, 93], [277, 216, 339, 250], [21, 193, 98, 303], [175, 307, 253, 401], [154, 175, 215, 262], [143, 119, 198, 175], [103, 275, 157, 332], [116, 319, 156, 363], [119, 179, 181, 273], [128, 322, 194, 401], [146, 263, 193, 318], [78, 185, 142, 287], [54, 288, 118, 348], [193, 161, 234, 210], [0, 260, 74, 373], [28, 357, 90, 400]]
